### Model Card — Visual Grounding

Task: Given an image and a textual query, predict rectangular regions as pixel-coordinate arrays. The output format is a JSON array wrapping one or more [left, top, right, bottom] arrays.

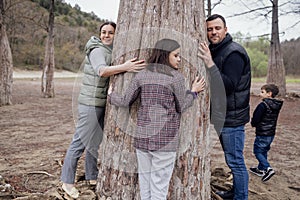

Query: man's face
[[206, 18, 227, 44]]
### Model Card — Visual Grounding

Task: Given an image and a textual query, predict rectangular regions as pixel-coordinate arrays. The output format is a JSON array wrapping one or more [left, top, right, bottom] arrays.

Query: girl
[[60, 21, 146, 199], [108, 38, 205, 200]]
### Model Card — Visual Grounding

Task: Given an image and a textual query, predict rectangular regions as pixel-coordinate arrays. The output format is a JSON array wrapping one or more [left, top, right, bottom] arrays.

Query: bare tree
[[267, 0, 286, 95], [41, 0, 55, 98], [0, 0, 13, 106], [96, 0, 211, 199], [206, 0, 223, 17], [225, 0, 293, 96]]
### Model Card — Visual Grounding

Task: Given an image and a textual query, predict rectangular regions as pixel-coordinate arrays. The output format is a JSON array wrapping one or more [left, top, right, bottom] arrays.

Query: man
[[198, 14, 251, 200]]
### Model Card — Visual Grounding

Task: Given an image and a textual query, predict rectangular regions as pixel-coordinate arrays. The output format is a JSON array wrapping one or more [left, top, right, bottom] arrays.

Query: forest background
[[6, 0, 300, 78]]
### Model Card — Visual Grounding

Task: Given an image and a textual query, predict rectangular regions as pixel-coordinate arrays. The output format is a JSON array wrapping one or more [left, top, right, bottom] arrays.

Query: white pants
[[136, 149, 176, 200]]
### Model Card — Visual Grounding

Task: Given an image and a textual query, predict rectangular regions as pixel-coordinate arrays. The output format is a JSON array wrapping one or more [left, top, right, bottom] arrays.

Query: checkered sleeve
[[172, 72, 194, 113], [110, 76, 141, 107]]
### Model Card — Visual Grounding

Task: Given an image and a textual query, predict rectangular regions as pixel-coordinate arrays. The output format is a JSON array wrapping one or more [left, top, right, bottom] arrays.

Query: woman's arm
[[90, 48, 146, 77], [100, 58, 146, 77]]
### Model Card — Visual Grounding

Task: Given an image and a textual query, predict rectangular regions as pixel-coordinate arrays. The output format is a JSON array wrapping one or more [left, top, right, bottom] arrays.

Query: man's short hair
[[206, 14, 226, 27]]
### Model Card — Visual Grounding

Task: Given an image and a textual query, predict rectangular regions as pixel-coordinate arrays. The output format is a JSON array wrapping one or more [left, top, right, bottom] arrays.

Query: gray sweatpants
[[136, 149, 176, 200], [61, 104, 105, 184]]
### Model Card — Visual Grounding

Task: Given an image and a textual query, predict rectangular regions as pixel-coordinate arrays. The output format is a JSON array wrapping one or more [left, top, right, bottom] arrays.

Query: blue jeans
[[220, 126, 248, 200], [253, 135, 274, 171]]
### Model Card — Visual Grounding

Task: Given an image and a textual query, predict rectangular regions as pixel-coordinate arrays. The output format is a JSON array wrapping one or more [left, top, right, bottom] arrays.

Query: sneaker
[[262, 167, 275, 182], [88, 180, 97, 186], [62, 183, 79, 199], [249, 167, 265, 177], [215, 189, 234, 200]]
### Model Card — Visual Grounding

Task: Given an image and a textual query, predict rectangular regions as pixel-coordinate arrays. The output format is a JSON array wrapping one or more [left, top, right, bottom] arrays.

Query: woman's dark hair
[[99, 21, 116, 32], [206, 14, 226, 27]]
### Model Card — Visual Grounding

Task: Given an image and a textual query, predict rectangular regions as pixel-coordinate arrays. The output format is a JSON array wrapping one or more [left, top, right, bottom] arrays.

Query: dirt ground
[[0, 74, 299, 200]]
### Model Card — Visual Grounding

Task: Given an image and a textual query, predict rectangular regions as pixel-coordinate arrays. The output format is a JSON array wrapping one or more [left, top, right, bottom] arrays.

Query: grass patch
[[286, 76, 300, 83], [252, 77, 266, 83], [252, 76, 300, 83]]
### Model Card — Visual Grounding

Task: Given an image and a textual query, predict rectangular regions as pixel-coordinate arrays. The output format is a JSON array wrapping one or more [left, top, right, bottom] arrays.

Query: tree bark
[[96, 0, 211, 199], [41, 0, 55, 98], [0, 0, 13, 106], [267, 0, 286, 96]]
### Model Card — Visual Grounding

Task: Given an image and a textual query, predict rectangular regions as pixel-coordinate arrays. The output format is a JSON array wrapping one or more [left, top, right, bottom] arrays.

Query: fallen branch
[[249, 189, 265, 195], [211, 191, 223, 200], [13, 193, 47, 200], [26, 171, 54, 177], [23, 171, 54, 192], [211, 183, 231, 192], [288, 186, 300, 192], [0, 194, 26, 198], [55, 159, 63, 167], [213, 181, 265, 196]]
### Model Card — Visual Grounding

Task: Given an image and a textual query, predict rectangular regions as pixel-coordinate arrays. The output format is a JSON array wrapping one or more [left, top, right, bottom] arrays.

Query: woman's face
[[168, 48, 181, 69], [100, 24, 115, 46]]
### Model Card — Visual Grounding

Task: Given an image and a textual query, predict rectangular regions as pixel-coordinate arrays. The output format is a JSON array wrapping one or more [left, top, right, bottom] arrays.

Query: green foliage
[[30, 0, 102, 26], [232, 33, 300, 77], [244, 37, 270, 55], [246, 47, 268, 77], [55, 42, 84, 72], [231, 33, 270, 77], [7, 0, 106, 71]]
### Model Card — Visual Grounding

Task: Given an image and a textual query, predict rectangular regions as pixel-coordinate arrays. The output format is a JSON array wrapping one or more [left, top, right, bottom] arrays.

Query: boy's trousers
[[136, 149, 176, 200]]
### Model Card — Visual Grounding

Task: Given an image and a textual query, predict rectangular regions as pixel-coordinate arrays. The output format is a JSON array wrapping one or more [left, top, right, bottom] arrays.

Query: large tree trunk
[[267, 0, 286, 96], [41, 0, 55, 98], [0, 0, 13, 106], [96, 0, 211, 199]]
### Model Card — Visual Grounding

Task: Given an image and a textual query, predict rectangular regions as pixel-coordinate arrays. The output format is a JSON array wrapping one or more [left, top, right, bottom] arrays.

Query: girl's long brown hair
[[147, 39, 180, 76]]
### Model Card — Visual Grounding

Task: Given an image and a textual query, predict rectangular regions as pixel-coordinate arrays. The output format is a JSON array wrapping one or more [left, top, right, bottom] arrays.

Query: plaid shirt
[[110, 66, 195, 151]]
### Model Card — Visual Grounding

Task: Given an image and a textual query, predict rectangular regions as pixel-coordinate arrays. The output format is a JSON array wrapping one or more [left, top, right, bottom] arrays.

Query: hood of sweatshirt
[[263, 98, 283, 111]]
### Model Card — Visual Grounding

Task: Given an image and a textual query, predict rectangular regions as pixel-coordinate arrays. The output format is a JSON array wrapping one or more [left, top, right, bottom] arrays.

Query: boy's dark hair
[[261, 84, 279, 98], [99, 21, 116, 32], [206, 14, 226, 27]]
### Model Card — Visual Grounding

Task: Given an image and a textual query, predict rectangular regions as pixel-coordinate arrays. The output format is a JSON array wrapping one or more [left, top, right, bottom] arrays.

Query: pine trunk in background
[[41, 0, 55, 98], [96, 0, 211, 199], [267, 0, 286, 96], [0, 0, 13, 106]]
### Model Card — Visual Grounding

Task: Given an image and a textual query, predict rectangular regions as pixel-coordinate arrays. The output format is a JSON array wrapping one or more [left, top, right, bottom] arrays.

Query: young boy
[[249, 84, 283, 182]]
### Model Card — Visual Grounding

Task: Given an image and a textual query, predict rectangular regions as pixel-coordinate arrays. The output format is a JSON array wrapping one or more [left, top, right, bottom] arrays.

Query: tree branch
[[211, 0, 223, 10], [227, 6, 272, 18]]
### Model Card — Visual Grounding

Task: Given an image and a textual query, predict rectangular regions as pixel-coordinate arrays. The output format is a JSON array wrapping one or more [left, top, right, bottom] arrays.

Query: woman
[[108, 38, 206, 200], [60, 21, 146, 199]]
